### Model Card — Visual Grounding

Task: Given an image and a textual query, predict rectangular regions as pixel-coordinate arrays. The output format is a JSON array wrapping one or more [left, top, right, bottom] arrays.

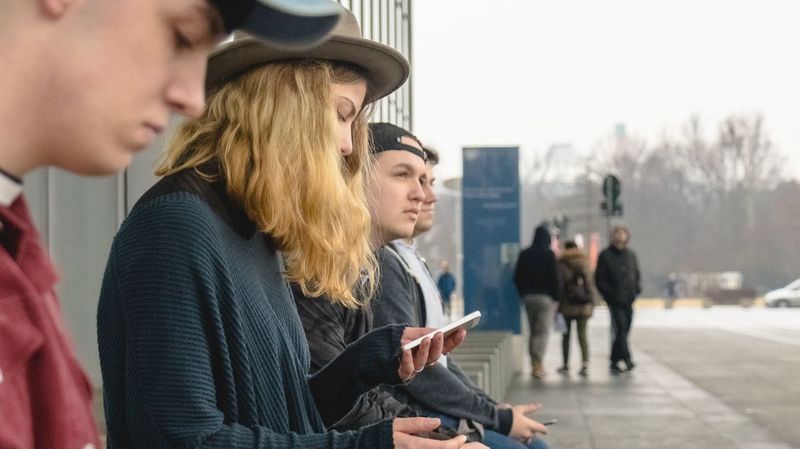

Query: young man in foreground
[[0, 1, 342, 447]]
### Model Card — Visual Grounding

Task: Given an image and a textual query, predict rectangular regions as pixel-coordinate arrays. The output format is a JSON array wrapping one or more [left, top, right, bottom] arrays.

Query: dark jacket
[[557, 247, 594, 319], [436, 272, 456, 303], [594, 245, 641, 306], [371, 245, 513, 435], [293, 287, 416, 430], [513, 226, 560, 300]]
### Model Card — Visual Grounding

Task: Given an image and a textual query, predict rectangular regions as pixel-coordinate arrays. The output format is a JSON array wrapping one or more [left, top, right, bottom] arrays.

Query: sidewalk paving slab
[[504, 309, 795, 449]]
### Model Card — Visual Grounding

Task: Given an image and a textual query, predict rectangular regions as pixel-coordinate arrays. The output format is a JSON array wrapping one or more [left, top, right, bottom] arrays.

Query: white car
[[764, 278, 800, 307]]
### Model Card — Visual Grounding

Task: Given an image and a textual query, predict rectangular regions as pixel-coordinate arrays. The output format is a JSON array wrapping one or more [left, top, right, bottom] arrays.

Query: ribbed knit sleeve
[[97, 193, 395, 449], [309, 325, 405, 426]]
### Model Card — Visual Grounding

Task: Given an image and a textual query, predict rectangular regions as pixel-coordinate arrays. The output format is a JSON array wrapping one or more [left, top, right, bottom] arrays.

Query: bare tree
[[420, 115, 797, 296], [593, 130, 649, 185], [590, 114, 791, 293]]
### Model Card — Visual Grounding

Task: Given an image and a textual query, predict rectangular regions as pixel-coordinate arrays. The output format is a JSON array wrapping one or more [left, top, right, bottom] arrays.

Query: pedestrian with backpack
[[556, 241, 594, 377]]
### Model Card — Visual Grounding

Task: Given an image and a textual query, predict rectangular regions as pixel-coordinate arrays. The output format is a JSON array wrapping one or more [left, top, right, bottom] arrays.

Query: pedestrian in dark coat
[[437, 261, 457, 317], [556, 241, 594, 376], [513, 225, 560, 378], [594, 224, 641, 373]]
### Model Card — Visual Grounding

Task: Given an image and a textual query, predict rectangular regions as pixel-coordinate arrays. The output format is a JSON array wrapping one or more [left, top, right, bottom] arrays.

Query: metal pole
[[407, 0, 413, 130]]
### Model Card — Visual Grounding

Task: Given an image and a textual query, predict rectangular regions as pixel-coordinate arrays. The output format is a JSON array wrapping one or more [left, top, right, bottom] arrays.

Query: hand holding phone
[[401, 311, 482, 352], [413, 426, 461, 440]]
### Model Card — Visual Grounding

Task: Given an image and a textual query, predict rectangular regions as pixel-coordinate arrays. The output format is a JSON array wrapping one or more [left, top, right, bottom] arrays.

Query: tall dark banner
[[462, 147, 521, 333]]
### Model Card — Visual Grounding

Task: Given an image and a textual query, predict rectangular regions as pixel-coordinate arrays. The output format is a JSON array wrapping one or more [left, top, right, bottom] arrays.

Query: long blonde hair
[[157, 59, 376, 308]]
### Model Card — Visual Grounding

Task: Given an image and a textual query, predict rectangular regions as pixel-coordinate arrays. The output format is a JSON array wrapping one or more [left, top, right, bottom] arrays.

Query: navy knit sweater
[[97, 172, 402, 449]]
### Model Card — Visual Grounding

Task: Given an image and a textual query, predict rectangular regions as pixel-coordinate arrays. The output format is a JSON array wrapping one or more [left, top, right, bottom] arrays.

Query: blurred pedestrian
[[664, 273, 679, 309], [594, 224, 641, 373], [556, 241, 594, 377], [437, 260, 457, 317], [514, 225, 560, 379]]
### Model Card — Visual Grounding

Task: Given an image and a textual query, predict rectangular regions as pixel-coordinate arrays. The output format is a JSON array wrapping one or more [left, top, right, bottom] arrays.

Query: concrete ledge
[[451, 331, 514, 400]]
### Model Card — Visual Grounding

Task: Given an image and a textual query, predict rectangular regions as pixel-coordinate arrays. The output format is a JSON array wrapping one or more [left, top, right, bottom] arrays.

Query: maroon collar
[[0, 168, 22, 206], [0, 196, 58, 293]]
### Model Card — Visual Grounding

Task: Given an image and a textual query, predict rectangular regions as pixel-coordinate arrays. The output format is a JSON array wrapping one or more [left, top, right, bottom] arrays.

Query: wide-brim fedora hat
[[211, 0, 343, 50], [206, 5, 410, 100]]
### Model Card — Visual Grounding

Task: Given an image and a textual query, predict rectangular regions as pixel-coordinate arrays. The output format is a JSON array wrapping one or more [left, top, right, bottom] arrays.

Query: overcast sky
[[411, 0, 800, 182]]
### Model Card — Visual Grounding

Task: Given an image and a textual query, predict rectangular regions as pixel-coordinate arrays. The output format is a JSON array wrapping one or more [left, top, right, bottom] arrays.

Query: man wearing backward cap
[[368, 124, 551, 449], [0, 1, 340, 448]]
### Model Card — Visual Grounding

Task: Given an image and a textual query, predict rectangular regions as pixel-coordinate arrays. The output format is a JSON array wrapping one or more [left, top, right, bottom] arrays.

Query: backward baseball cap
[[210, 0, 343, 49]]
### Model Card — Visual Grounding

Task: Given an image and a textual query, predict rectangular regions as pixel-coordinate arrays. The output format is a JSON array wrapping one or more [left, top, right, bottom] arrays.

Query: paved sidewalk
[[505, 308, 794, 449]]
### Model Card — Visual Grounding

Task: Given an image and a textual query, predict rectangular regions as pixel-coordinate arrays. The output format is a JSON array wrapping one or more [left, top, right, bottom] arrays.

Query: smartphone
[[413, 426, 461, 440], [542, 419, 558, 426], [401, 311, 482, 352]]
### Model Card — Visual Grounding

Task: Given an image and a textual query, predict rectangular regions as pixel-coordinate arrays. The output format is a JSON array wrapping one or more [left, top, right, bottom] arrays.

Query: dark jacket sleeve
[[633, 251, 642, 297], [294, 288, 415, 429], [546, 251, 561, 301], [332, 387, 416, 431], [308, 325, 405, 427], [557, 261, 569, 306], [393, 364, 511, 434], [512, 253, 525, 297], [293, 288, 352, 373], [292, 285, 372, 374], [594, 250, 616, 302], [371, 249, 512, 434], [372, 248, 422, 328]]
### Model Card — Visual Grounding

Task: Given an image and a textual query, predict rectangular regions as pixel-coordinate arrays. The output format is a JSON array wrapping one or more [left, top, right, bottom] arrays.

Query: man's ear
[[39, 0, 78, 18]]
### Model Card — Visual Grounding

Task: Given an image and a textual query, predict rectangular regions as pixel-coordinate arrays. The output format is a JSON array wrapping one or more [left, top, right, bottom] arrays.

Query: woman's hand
[[397, 327, 467, 381], [393, 417, 478, 449]]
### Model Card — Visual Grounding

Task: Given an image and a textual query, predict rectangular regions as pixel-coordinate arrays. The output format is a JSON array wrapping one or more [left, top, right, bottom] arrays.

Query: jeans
[[431, 413, 551, 449], [608, 302, 634, 364], [562, 316, 589, 367], [522, 294, 555, 366]]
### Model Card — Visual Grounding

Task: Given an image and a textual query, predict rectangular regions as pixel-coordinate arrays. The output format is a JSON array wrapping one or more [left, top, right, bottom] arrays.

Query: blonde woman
[[97, 9, 468, 449]]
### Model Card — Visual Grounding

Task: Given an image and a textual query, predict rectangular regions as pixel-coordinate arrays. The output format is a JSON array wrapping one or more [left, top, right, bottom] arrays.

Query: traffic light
[[601, 174, 623, 216]]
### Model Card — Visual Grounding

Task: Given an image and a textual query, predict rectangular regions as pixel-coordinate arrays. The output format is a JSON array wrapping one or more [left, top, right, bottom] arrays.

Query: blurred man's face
[[412, 162, 437, 237], [612, 228, 629, 248], [39, 0, 225, 175]]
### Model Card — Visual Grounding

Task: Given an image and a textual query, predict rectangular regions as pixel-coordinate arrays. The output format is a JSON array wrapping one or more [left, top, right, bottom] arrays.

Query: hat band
[[372, 143, 427, 162]]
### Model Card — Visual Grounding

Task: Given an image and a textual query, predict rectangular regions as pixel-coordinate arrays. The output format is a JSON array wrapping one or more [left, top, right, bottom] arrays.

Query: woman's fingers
[[398, 348, 415, 381]]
